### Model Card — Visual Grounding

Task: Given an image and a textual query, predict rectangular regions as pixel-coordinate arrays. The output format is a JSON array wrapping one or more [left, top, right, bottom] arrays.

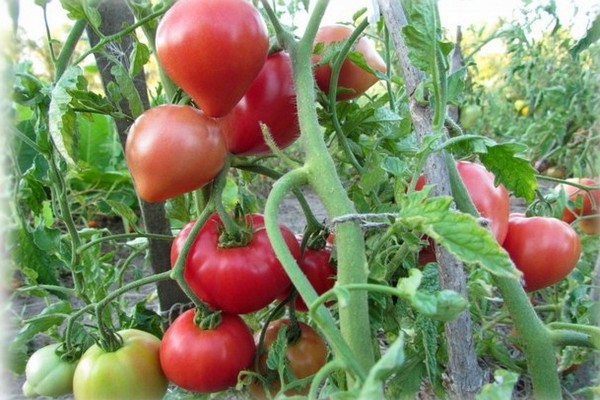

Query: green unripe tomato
[[23, 343, 78, 398], [459, 104, 482, 130], [73, 329, 168, 400]]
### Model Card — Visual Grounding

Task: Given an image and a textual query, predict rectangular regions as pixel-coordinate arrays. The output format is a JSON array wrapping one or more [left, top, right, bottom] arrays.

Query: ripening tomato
[[248, 319, 328, 399], [160, 310, 256, 393], [125, 105, 227, 202], [171, 213, 301, 314], [502, 215, 581, 291], [312, 24, 386, 100], [456, 161, 510, 244], [557, 178, 600, 235], [278, 244, 336, 311], [156, 0, 269, 117], [22, 343, 77, 398], [221, 51, 300, 155], [73, 330, 168, 400]]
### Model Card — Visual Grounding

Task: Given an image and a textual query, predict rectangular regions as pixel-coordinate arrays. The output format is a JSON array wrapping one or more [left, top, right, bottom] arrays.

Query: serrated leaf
[[49, 66, 85, 167], [479, 143, 538, 203], [412, 290, 467, 321], [13, 226, 63, 288], [60, 0, 86, 20], [266, 325, 288, 371], [77, 113, 120, 170], [381, 156, 406, 177], [33, 223, 61, 252], [398, 195, 521, 280], [401, 0, 445, 75]]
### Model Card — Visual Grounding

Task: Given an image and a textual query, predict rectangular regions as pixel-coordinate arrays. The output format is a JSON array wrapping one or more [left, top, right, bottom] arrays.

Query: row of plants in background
[[6, 0, 599, 399]]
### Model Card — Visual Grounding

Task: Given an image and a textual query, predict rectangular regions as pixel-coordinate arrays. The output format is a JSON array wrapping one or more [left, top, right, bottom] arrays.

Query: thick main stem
[[288, 0, 375, 376]]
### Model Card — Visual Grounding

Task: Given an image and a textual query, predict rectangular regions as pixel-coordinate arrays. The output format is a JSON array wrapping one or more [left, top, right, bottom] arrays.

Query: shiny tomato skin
[[222, 51, 300, 155], [557, 178, 600, 234], [312, 24, 386, 100], [249, 319, 328, 399], [171, 213, 301, 314], [73, 329, 168, 400], [279, 245, 336, 312], [502, 215, 581, 291], [456, 161, 510, 244], [156, 0, 269, 117], [22, 343, 77, 398], [160, 310, 256, 393], [125, 105, 227, 202]]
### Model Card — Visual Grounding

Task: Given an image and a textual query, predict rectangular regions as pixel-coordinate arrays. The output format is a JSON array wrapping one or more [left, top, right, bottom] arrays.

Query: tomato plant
[[249, 319, 328, 398], [156, 0, 269, 117], [312, 24, 386, 100], [557, 178, 600, 234], [160, 310, 256, 393], [22, 343, 77, 398], [73, 329, 168, 400], [221, 51, 300, 155], [171, 213, 301, 314], [502, 215, 582, 291], [125, 104, 227, 202]]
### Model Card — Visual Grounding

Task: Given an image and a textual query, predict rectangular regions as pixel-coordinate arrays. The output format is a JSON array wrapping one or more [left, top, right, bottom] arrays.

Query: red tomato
[[160, 310, 256, 393], [156, 0, 269, 117], [502, 215, 581, 291], [557, 177, 600, 234], [125, 105, 227, 202], [221, 51, 300, 155], [312, 24, 386, 100], [278, 245, 336, 311], [456, 161, 510, 244], [249, 319, 328, 399], [171, 213, 301, 314]]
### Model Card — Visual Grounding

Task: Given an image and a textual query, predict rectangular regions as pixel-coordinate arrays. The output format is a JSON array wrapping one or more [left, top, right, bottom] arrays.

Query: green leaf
[[476, 369, 519, 400], [401, 0, 447, 76], [265, 324, 288, 372], [479, 143, 538, 203], [12, 226, 63, 288], [398, 194, 521, 280], [104, 199, 138, 226], [130, 40, 150, 77], [412, 290, 467, 321], [48, 66, 85, 167], [381, 156, 406, 177], [360, 335, 405, 398], [110, 64, 144, 118], [77, 113, 120, 171], [33, 223, 61, 252]]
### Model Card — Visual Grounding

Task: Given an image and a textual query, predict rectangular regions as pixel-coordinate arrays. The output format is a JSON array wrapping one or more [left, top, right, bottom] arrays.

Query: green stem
[[326, 18, 370, 172], [548, 329, 600, 350], [77, 231, 172, 254], [308, 359, 345, 400], [72, 5, 168, 66], [54, 19, 88, 80], [264, 168, 367, 383], [383, 26, 396, 111], [169, 204, 215, 311], [64, 270, 172, 353], [211, 158, 239, 235]]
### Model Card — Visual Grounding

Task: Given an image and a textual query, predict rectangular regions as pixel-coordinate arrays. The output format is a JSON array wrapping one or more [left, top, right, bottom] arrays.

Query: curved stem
[[308, 359, 345, 400], [264, 167, 367, 383], [77, 231, 172, 254], [326, 18, 370, 172]]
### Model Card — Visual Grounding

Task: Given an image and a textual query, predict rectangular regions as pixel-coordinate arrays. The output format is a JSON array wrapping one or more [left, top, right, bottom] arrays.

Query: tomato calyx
[[193, 307, 223, 331]]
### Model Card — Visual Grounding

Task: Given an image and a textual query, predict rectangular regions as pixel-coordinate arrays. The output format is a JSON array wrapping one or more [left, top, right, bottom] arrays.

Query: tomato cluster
[[124, 0, 385, 203]]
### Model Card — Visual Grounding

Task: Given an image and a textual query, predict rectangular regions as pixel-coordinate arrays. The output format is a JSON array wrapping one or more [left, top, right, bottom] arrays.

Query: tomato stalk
[[323, 18, 371, 173]]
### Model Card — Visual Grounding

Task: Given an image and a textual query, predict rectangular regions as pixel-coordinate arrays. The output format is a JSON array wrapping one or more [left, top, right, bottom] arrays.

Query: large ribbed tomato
[[156, 0, 269, 117], [502, 215, 581, 291], [221, 51, 300, 155], [125, 105, 227, 202], [171, 213, 301, 314], [312, 24, 386, 100], [160, 310, 256, 393]]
